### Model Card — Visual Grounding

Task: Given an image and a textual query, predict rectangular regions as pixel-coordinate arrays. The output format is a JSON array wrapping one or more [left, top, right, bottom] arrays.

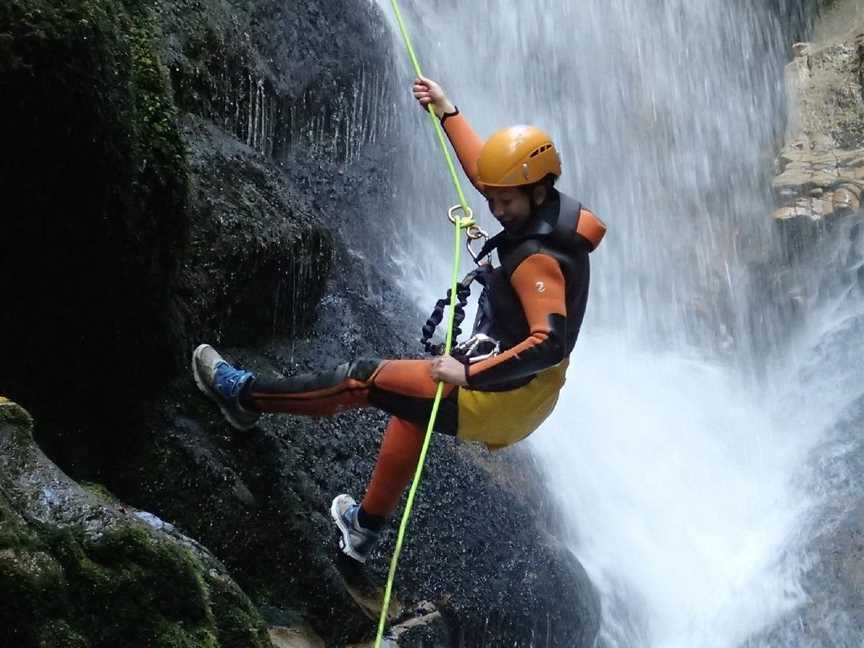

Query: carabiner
[[466, 224, 490, 264], [447, 204, 475, 229], [452, 333, 500, 364]]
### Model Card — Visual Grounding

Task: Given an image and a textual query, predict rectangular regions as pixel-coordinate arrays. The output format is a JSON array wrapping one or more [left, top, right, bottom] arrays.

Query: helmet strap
[[523, 182, 548, 219]]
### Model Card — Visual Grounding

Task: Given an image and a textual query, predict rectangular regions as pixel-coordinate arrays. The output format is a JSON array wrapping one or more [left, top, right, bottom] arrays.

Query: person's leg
[[245, 358, 461, 435], [252, 360, 459, 562], [362, 416, 425, 521], [193, 345, 380, 429], [245, 359, 379, 415], [331, 359, 468, 562], [332, 415, 425, 562], [193, 344, 459, 429], [194, 344, 459, 563]]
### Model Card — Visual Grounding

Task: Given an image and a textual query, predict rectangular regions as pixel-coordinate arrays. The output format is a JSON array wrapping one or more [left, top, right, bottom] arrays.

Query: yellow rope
[[374, 2, 475, 646]]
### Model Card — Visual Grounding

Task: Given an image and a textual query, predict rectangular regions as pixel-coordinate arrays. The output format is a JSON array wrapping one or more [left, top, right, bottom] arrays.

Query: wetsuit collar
[[520, 188, 561, 238]]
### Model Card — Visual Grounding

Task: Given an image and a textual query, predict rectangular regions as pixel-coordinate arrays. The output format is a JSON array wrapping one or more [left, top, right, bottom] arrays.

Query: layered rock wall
[[774, 28, 864, 227]]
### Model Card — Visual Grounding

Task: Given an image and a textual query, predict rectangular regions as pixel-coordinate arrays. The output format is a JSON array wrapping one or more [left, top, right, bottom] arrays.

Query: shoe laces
[[214, 362, 253, 399]]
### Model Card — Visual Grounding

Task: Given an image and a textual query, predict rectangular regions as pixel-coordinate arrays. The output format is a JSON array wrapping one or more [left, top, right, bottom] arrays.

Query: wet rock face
[[0, 0, 378, 474], [0, 0, 188, 468], [773, 20, 864, 234], [764, 4, 864, 343], [172, 116, 334, 354], [748, 312, 864, 648], [0, 399, 271, 648], [156, 0, 396, 165], [793, 378, 864, 646]]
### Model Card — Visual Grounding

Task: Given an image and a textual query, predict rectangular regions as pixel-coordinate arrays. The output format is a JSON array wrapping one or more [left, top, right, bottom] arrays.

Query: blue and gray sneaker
[[192, 344, 260, 431], [330, 494, 380, 563]]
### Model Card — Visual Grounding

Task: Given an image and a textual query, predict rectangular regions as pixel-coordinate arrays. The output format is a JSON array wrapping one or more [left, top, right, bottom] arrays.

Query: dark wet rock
[[171, 114, 334, 354], [155, 0, 396, 164], [0, 0, 188, 469], [0, 398, 271, 648]]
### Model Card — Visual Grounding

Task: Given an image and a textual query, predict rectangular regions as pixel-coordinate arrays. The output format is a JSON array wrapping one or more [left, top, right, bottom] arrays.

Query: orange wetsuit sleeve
[[441, 111, 484, 192], [466, 254, 568, 389]]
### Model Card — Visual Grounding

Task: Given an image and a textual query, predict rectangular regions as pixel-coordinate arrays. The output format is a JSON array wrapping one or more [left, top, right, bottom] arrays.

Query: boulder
[[0, 397, 271, 648]]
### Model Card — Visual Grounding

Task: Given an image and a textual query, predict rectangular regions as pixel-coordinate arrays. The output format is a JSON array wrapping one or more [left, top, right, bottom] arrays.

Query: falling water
[[374, 1, 864, 646]]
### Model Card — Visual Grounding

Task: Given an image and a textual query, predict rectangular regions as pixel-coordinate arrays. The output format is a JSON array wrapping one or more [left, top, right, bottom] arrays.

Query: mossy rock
[[0, 401, 271, 648], [36, 620, 90, 648], [0, 524, 269, 648], [0, 397, 33, 430]]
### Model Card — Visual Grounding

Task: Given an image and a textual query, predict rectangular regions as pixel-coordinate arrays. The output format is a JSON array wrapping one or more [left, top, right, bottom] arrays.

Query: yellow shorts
[[456, 361, 567, 450]]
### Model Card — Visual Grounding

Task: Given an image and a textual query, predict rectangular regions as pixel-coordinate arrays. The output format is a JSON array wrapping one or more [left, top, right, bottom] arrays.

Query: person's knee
[[261, 361, 369, 393], [347, 358, 382, 382]]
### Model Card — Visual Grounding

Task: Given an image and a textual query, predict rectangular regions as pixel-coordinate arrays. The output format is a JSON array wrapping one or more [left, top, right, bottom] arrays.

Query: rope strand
[[373, 2, 475, 646]]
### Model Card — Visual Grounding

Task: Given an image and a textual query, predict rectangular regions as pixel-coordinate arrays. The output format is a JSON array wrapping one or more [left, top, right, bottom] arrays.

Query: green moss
[[37, 620, 89, 648], [207, 584, 272, 648], [79, 482, 119, 504], [0, 493, 37, 551], [0, 399, 34, 429], [58, 525, 209, 644], [34, 522, 270, 648], [127, 8, 189, 208], [0, 546, 67, 646], [3, 489, 273, 647], [153, 624, 218, 648]]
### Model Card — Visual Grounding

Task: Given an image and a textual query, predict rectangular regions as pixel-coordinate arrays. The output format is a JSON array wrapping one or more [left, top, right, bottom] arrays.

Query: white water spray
[[375, 1, 864, 645]]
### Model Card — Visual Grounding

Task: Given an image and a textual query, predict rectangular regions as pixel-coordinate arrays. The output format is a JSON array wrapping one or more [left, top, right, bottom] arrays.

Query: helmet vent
[[529, 143, 553, 158]]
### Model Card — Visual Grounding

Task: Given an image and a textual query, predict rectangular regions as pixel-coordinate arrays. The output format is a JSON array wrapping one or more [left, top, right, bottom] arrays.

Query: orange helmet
[[476, 125, 562, 189]]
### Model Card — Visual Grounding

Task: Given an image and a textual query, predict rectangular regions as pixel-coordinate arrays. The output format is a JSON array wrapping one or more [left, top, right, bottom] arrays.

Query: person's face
[[485, 185, 546, 233]]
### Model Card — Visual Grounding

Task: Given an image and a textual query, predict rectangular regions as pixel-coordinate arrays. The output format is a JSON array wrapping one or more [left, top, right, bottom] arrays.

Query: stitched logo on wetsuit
[[536, 281, 545, 293]]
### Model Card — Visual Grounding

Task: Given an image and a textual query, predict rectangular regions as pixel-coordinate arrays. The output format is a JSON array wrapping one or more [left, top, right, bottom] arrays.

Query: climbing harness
[[419, 270, 473, 357], [373, 2, 479, 646], [419, 207, 501, 363]]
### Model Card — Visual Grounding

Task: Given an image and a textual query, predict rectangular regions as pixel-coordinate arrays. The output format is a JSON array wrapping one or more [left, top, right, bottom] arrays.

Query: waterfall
[[375, 0, 864, 645]]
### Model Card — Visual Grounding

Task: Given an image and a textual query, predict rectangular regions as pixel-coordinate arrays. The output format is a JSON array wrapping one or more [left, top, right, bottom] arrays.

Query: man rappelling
[[192, 76, 606, 612]]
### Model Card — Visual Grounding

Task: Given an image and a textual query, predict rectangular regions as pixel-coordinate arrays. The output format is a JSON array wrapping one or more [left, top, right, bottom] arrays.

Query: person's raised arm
[[412, 76, 484, 192]]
